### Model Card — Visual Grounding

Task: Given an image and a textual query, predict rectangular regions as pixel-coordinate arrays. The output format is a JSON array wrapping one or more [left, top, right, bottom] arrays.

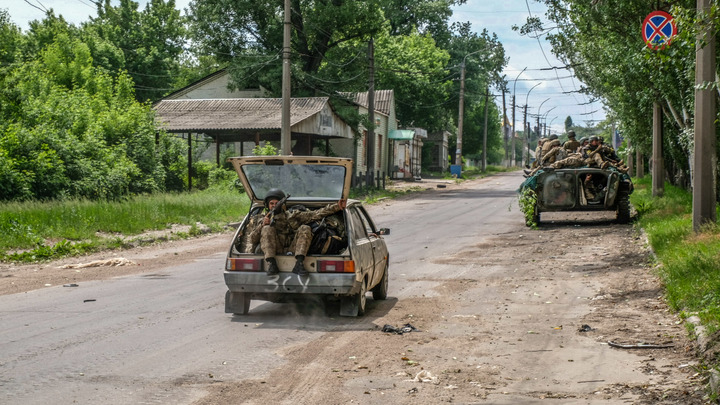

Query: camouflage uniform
[[249, 202, 343, 260], [540, 137, 557, 155], [581, 143, 605, 168], [563, 139, 580, 153], [550, 152, 585, 169], [540, 139, 563, 165]]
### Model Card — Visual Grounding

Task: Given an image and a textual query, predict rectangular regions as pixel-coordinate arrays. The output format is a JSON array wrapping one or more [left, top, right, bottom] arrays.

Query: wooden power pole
[[652, 101, 664, 197], [281, 0, 291, 155]]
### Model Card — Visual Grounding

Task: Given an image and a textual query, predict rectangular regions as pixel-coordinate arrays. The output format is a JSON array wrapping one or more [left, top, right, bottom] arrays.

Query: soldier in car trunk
[[248, 188, 347, 276]]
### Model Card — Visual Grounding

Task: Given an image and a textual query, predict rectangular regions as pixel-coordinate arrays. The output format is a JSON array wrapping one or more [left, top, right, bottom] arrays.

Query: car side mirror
[[378, 228, 390, 235]]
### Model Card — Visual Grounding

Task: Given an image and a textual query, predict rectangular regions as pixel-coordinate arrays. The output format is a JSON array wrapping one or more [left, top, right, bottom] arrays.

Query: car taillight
[[226, 258, 264, 271], [317, 260, 354, 273]]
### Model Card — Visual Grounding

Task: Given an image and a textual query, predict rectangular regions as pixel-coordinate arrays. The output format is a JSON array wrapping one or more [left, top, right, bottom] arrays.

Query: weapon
[[268, 194, 290, 225]]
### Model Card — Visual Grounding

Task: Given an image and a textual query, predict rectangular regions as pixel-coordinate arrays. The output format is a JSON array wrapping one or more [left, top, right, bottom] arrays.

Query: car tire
[[616, 192, 630, 224], [340, 278, 367, 317], [225, 290, 251, 315], [371, 263, 389, 300]]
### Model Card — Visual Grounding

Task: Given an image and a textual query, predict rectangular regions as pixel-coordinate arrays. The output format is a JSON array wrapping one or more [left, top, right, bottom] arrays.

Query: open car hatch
[[228, 156, 353, 204]]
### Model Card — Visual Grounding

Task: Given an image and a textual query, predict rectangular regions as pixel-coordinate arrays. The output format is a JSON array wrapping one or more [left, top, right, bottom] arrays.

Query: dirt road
[[0, 172, 710, 404]]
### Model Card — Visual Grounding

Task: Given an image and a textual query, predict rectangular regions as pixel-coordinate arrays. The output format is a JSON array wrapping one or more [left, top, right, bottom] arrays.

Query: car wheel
[[340, 278, 367, 317], [225, 290, 251, 315], [371, 263, 388, 300], [616, 192, 630, 224]]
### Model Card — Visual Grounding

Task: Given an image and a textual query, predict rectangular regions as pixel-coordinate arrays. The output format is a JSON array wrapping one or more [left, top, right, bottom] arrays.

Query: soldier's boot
[[523, 169, 531, 175], [265, 257, 280, 276], [292, 255, 309, 276]]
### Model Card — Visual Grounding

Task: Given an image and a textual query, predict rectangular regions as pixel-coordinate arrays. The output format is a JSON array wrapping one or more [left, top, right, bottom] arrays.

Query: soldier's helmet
[[264, 188, 286, 208], [599, 136, 605, 143], [567, 130, 576, 138], [589, 135, 599, 142], [578, 136, 588, 144], [548, 134, 558, 140]]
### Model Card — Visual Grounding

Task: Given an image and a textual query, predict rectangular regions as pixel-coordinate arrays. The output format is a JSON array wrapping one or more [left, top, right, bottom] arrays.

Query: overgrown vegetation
[[630, 176, 720, 337], [517, 187, 538, 228], [0, 186, 249, 262]]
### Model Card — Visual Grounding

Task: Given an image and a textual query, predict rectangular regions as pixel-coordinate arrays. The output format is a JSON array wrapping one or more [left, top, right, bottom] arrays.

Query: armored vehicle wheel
[[225, 291, 251, 315], [616, 192, 630, 224], [371, 263, 389, 300]]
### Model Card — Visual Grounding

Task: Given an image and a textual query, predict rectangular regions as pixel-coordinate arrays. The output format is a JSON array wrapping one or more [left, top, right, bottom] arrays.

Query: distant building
[[426, 130, 450, 173], [153, 68, 400, 177], [388, 128, 427, 179]]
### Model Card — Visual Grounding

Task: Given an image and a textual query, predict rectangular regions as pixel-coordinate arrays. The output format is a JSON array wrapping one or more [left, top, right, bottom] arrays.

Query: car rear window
[[241, 163, 346, 201]]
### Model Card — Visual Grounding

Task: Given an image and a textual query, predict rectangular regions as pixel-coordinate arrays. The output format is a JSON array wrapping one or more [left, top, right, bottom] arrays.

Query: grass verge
[[0, 188, 250, 262], [630, 176, 720, 372]]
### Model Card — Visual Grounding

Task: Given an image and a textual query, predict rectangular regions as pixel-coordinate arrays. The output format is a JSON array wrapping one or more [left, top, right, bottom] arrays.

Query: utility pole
[[280, 0, 291, 155], [511, 95, 516, 165], [652, 101, 664, 197], [502, 89, 508, 165], [693, 0, 717, 231], [522, 105, 528, 166], [482, 87, 489, 171], [456, 59, 467, 166], [456, 50, 482, 166], [367, 37, 375, 174]]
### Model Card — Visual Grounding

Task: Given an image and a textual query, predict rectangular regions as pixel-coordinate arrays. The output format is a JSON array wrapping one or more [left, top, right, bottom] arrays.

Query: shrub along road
[[0, 172, 711, 404]]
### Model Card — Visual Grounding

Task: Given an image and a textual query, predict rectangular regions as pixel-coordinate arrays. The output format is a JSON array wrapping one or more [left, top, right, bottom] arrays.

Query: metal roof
[[339, 90, 394, 116], [153, 97, 331, 132]]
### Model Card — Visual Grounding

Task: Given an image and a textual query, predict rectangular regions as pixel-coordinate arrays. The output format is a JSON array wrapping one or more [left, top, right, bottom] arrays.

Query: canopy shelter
[[388, 129, 426, 179], [153, 97, 356, 189]]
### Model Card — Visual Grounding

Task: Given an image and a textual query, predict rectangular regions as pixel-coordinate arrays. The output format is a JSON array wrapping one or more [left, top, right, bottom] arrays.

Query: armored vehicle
[[519, 167, 633, 226]]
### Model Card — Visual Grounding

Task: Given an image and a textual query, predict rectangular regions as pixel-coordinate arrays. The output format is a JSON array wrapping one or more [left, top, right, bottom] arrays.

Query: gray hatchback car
[[224, 156, 390, 317]]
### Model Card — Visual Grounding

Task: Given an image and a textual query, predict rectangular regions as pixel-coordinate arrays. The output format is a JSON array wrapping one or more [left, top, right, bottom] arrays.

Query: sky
[[451, 1, 606, 134], [4, 0, 605, 135]]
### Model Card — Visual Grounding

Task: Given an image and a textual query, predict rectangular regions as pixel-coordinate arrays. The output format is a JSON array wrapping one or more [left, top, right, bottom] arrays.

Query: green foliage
[[629, 178, 720, 335], [87, 0, 187, 102], [532, 0, 702, 188], [517, 186, 538, 228], [0, 189, 250, 262], [252, 142, 278, 156], [0, 28, 187, 201]]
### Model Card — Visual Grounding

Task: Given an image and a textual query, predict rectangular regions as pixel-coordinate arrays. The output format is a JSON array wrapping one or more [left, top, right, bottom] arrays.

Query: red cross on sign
[[642, 11, 677, 50]]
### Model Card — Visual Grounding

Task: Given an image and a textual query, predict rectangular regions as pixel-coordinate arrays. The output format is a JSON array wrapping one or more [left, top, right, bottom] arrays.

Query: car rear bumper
[[224, 271, 358, 295]]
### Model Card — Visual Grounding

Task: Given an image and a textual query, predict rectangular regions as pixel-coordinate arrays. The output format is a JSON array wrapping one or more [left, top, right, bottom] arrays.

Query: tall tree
[[87, 0, 187, 102], [523, 0, 703, 186]]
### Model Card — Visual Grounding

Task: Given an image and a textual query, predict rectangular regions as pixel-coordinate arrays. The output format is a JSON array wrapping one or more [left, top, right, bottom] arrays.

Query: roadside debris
[[59, 258, 137, 269], [578, 324, 594, 332], [409, 370, 439, 384], [83, 299, 96, 303], [382, 323, 419, 334], [62, 284, 79, 287], [608, 341, 674, 349]]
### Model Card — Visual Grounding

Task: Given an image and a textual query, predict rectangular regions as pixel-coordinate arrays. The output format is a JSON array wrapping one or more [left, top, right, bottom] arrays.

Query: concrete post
[[693, 0, 717, 231]]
